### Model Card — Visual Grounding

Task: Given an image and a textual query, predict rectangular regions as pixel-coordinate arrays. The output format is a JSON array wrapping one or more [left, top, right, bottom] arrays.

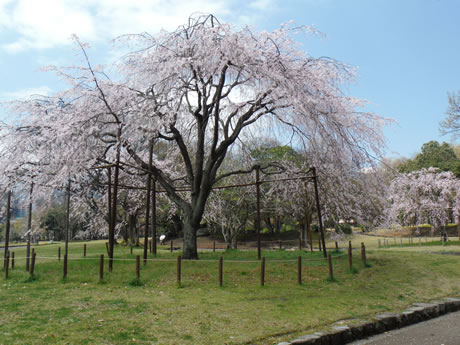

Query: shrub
[[335, 223, 352, 235]]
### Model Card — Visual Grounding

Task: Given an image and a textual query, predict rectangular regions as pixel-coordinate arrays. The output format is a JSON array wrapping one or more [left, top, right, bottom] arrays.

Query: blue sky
[[0, 0, 459, 159]]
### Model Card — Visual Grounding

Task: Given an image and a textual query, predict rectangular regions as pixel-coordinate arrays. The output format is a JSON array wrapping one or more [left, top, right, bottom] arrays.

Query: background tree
[[385, 168, 460, 233], [398, 141, 460, 177], [440, 91, 460, 139]]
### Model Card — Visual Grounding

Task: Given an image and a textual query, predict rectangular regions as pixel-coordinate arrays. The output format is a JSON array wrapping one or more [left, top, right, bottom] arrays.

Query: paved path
[[348, 310, 460, 345]]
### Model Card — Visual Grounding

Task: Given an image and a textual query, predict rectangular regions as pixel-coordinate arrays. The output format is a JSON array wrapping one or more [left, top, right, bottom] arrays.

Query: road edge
[[277, 297, 460, 345]]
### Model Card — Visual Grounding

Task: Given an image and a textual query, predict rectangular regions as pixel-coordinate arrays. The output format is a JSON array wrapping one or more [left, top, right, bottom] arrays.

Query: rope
[[11, 252, 349, 263]]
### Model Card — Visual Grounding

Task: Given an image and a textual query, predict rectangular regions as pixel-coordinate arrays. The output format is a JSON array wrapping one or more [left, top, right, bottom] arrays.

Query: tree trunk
[[128, 213, 138, 246], [231, 231, 238, 249], [264, 217, 274, 233], [275, 216, 282, 233], [182, 216, 198, 259]]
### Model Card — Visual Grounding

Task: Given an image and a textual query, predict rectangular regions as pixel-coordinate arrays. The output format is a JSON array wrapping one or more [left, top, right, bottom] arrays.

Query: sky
[[0, 0, 459, 159]]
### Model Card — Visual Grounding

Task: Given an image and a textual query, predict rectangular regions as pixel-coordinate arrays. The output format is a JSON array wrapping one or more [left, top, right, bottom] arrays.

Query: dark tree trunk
[[128, 213, 138, 246], [182, 214, 198, 259], [121, 214, 129, 243], [275, 216, 282, 233], [231, 231, 238, 249], [264, 217, 274, 233]]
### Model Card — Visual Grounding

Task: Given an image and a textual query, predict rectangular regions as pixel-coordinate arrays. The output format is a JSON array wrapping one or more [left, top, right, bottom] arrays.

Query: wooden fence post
[[136, 255, 140, 280], [4, 252, 9, 279], [99, 255, 104, 281], [213, 240, 216, 253], [219, 256, 223, 287], [348, 241, 353, 271], [297, 256, 302, 285], [84, 244, 87, 257], [335, 241, 338, 250], [260, 256, 266, 286], [170, 240, 173, 253], [30, 252, 36, 277], [11, 252, 14, 270], [177, 256, 182, 287], [361, 243, 367, 265], [328, 253, 333, 280], [58, 247, 61, 261], [63, 254, 68, 278]]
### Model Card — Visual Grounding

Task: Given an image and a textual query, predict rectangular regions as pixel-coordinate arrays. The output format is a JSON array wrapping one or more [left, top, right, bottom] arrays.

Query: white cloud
[[0, 0, 276, 53], [0, 86, 52, 100]]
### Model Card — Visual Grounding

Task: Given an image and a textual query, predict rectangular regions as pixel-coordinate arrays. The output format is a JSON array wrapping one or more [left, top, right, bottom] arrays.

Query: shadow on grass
[[24, 274, 39, 283], [128, 278, 144, 287]]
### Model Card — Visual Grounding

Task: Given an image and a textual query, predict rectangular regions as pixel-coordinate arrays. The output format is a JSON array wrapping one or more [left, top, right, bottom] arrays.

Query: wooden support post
[[361, 243, 367, 265], [99, 255, 104, 281], [256, 165, 261, 260], [328, 253, 334, 280], [3, 191, 11, 272], [304, 181, 313, 253], [30, 252, 36, 276], [335, 241, 338, 250], [130, 246, 133, 255], [65, 179, 71, 257], [170, 240, 173, 252], [213, 240, 216, 253], [26, 182, 33, 272], [219, 256, 223, 287], [11, 252, 14, 270], [105, 242, 110, 257], [109, 131, 121, 273], [152, 179, 157, 255], [260, 256, 265, 286], [4, 252, 9, 279], [84, 244, 87, 257], [144, 140, 154, 264], [136, 255, 140, 280], [58, 247, 61, 261], [318, 237, 322, 252], [348, 241, 353, 271], [63, 254, 68, 278], [312, 167, 327, 258], [297, 256, 302, 285], [177, 256, 182, 287]]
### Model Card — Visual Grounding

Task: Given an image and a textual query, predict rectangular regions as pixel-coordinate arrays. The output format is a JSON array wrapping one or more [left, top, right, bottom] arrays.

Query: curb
[[277, 297, 460, 345]]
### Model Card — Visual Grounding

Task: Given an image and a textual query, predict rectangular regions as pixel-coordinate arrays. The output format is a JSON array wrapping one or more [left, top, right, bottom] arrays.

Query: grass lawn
[[1, 239, 460, 345]]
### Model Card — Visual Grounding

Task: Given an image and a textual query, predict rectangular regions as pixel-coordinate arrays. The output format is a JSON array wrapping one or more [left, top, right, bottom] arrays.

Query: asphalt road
[[348, 310, 460, 345]]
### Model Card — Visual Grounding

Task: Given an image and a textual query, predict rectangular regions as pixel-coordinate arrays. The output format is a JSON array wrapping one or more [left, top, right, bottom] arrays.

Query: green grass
[[1, 240, 460, 344]]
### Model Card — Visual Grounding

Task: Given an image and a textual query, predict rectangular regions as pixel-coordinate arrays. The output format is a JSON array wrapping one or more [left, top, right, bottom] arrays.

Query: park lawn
[[1, 241, 460, 345]]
